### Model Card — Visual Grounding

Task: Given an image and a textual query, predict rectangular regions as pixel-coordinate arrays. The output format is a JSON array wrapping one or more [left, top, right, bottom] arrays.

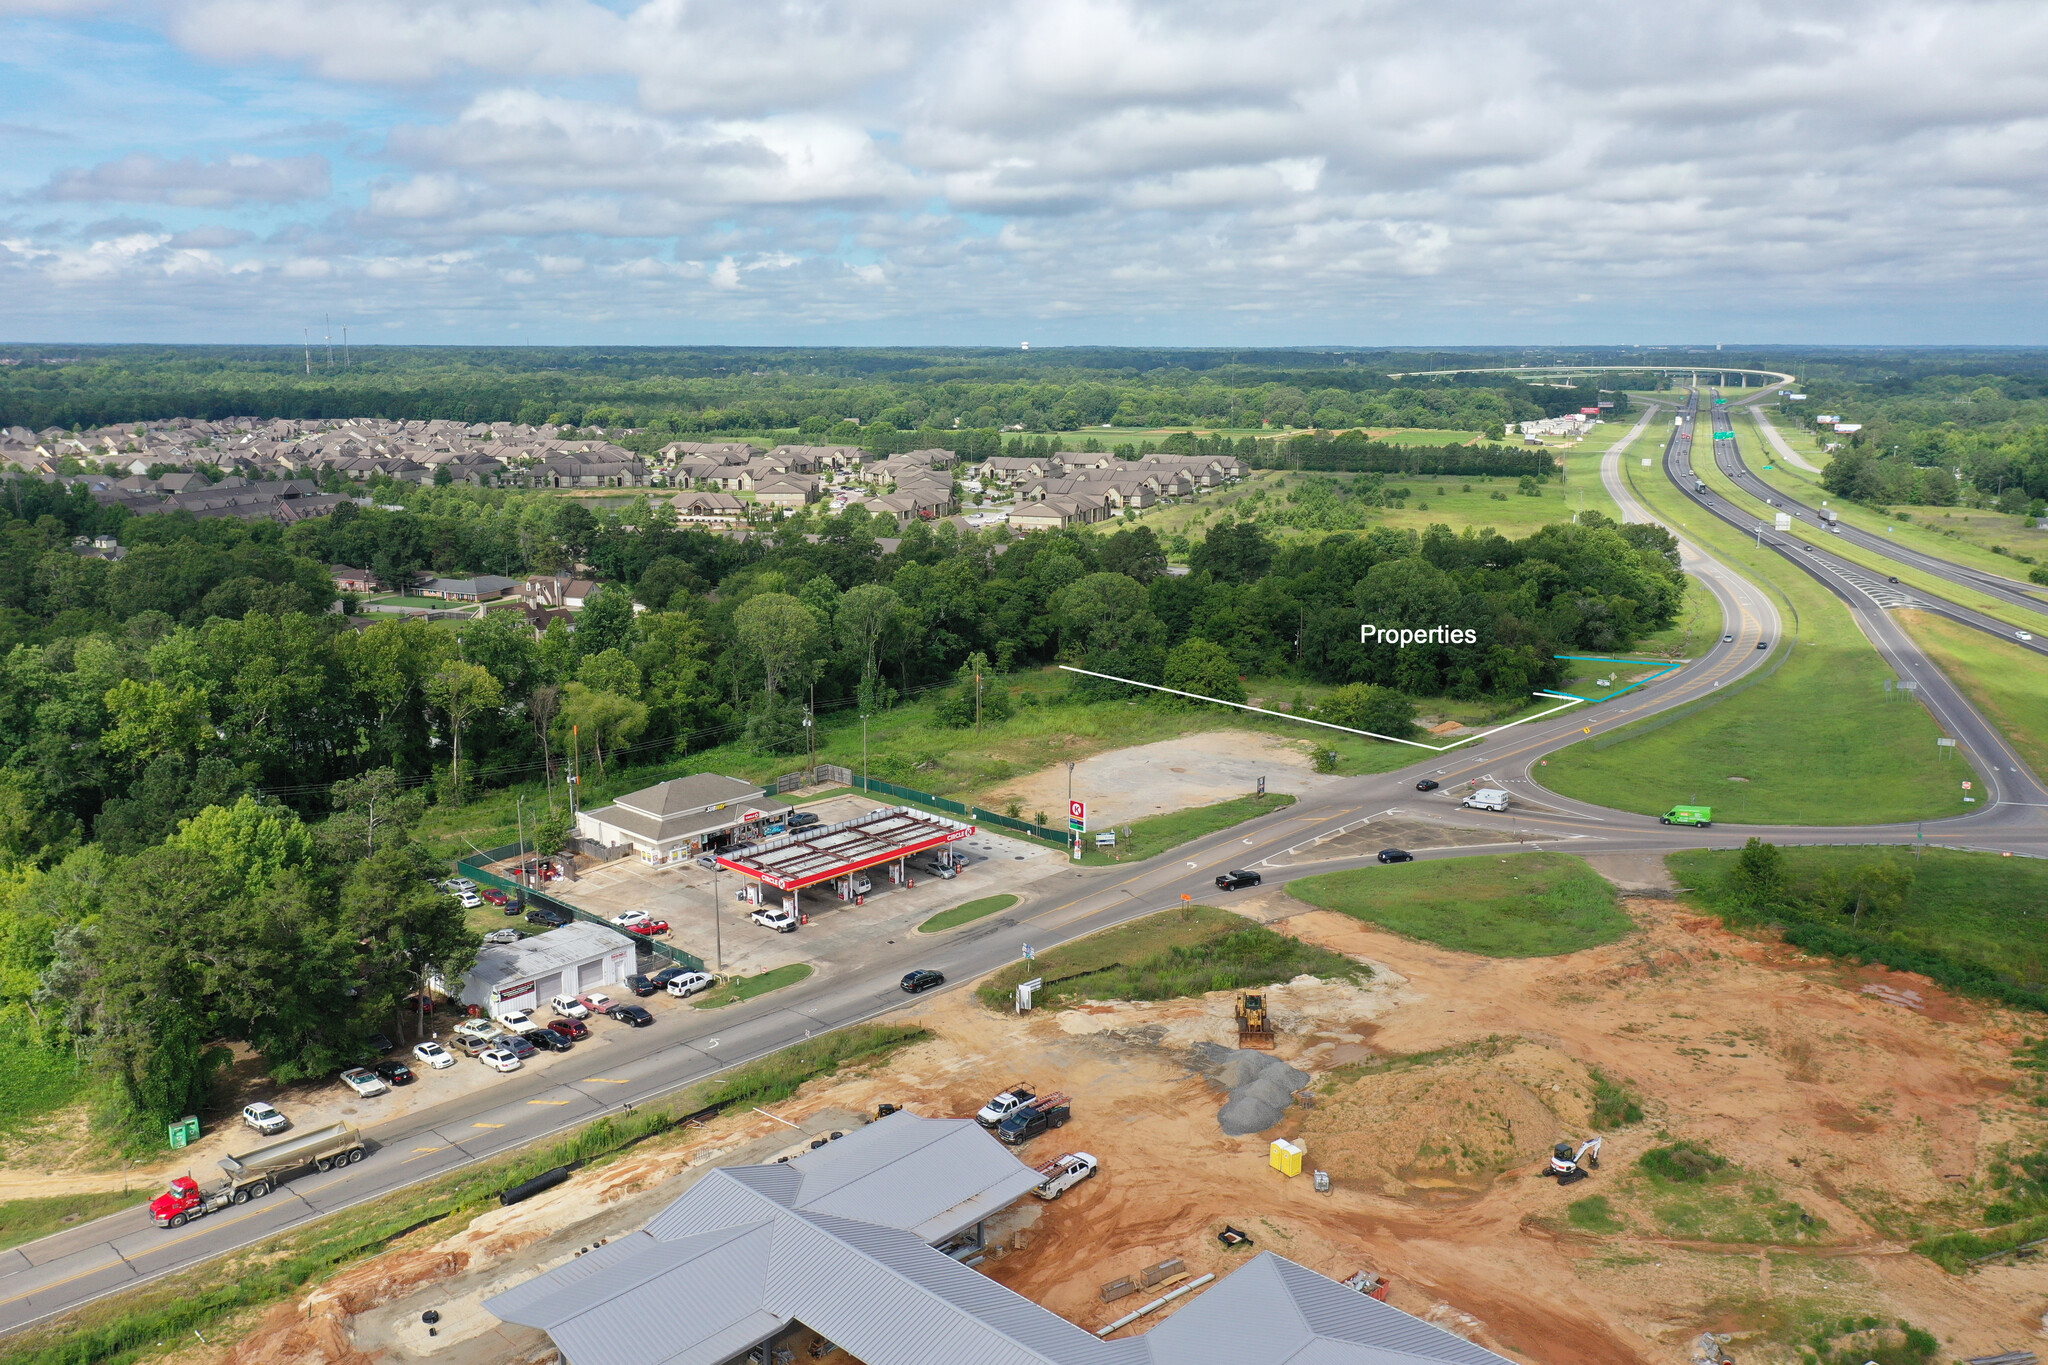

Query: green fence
[[847, 776, 1070, 846], [456, 844, 706, 974]]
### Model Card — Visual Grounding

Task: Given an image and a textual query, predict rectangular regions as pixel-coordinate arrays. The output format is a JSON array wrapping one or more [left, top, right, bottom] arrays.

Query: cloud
[[9, 0, 2048, 340], [41, 153, 332, 207]]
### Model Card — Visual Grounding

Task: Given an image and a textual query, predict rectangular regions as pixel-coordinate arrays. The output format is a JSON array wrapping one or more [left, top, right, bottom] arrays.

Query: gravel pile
[[1192, 1042, 1311, 1136]]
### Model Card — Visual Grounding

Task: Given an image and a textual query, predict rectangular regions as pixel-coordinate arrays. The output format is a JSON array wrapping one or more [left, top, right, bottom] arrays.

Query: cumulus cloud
[[41, 153, 332, 207], [7, 0, 2048, 338]]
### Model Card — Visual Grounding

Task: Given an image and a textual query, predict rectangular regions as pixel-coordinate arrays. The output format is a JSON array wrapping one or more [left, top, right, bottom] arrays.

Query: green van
[[1660, 806, 1713, 827]]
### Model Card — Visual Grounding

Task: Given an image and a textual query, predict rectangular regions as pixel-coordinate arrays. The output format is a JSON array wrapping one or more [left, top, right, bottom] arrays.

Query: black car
[[624, 973, 659, 997], [373, 1059, 414, 1084], [649, 965, 692, 989], [500, 1033, 538, 1059], [1757, 640, 1769, 650], [900, 969, 945, 994], [367, 1032, 394, 1054], [1215, 869, 1261, 891], [520, 1028, 572, 1052], [1888, 575, 1899, 584], [787, 811, 821, 830], [1414, 779, 1439, 792], [526, 907, 572, 928], [613, 1004, 655, 1027], [1377, 849, 1414, 864]]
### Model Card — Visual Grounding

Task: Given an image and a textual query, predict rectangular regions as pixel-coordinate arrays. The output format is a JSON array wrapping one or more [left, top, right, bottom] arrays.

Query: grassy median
[[1079, 791, 1296, 864], [1537, 450, 1977, 824], [1894, 609, 2048, 781], [1289, 851, 1634, 957], [918, 893, 1019, 933], [690, 962, 813, 1008]]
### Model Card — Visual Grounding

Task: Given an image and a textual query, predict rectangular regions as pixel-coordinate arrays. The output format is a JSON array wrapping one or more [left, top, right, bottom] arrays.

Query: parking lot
[[549, 795, 1074, 978]]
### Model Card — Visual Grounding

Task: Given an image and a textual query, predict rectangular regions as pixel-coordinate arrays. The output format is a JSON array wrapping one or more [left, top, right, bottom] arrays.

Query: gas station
[[714, 806, 977, 920]]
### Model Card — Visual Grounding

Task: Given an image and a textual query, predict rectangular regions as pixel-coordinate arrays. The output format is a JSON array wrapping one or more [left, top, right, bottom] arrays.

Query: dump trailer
[[996, 1092, 1071, 1146], [1236, 994, 1275, 1050], [150, 1122, 365, 1227]]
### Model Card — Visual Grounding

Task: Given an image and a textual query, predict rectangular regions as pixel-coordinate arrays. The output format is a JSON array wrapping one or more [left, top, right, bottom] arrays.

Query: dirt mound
[[1301, 1039, 1595, 1197], [1191, 1044, 1310, 1135]]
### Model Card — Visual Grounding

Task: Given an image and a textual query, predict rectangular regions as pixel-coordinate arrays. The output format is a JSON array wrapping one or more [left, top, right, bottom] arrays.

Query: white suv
[[550, 994, 590, 1018], [751, 907, 798, 933], [665, 972, 717, 998], [453, 1018, 502, 1043], [241, 1102, 288, 1135]]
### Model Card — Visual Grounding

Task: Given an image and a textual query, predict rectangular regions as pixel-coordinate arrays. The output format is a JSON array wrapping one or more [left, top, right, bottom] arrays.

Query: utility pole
[[570, 724, 580, 818], [974, 666, 983, 733], [516, 794, 528, 904], [303, 330, 311, 375], [861, 711, 869, 791], [712, 862, 722, 973]]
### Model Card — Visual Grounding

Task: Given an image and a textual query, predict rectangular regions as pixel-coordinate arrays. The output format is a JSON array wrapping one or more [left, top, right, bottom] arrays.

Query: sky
[[3, 0, 2048, 346]]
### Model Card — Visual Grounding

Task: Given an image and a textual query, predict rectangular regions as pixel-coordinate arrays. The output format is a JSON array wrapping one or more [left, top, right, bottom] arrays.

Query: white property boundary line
[[1056, 666, 1585, 751]]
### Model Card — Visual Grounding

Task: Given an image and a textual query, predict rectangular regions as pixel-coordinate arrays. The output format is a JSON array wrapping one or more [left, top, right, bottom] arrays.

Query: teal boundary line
[[1549, 654, 1686, 703]]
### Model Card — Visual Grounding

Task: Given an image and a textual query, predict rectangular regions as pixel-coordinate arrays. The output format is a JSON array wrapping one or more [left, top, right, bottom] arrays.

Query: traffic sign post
[[1257, 775, 1266, 797]]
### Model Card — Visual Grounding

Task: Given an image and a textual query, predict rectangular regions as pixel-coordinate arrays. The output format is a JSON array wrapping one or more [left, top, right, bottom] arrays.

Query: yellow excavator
[[1235, 994, 1274, 1050]]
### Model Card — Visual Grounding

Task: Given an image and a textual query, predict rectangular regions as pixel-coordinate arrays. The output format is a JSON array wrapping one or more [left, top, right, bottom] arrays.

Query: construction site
[[119, 879, 2048, 1365]]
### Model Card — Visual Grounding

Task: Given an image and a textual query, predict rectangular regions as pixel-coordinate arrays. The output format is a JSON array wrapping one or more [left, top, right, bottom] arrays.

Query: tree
[[1727, 837, 1789, 911], [933, 652, 1012, 728], [1825, 859, 1915, 929], [425, 661, 503, 805], [529, 683, 562, 787], [165, 794, 316, 898], [1161, 638, 1246, 704], [836, 582, 904, 699], [575, 583, 637, 657], [1052, 572, 1162, 658], [577, 647, 642, 699], [1317, 683, 1418, 740], [532, 803, 572, 857], [1189, 521, 1273, 583], [317, 767, 426, 864], [340, 840, 476, 1044], [1099, 525, 1168, 583], [555, 681, 647, 778], [734, 592, 821, 696]]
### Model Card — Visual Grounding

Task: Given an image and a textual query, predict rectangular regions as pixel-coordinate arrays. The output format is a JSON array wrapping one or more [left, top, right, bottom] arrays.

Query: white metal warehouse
[[486, 1109, 1520, 1365], [459, 920, 636, 1019]]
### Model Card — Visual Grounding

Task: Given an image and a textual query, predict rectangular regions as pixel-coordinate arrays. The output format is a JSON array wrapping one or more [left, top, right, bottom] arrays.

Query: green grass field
[[918, 893, 1018, 934], [689, 962, 812, 1009], [0, 1190, 151, 1255], [1668, 846, 2048, 986], [1079, 792, 1295, 865], [1287, 851, 1634, 957], [975, 904, 1364, 1009], [1894, 610, 2048, 781], [1536, 450, 1979, 825], [0, 1050, 87, 1129]]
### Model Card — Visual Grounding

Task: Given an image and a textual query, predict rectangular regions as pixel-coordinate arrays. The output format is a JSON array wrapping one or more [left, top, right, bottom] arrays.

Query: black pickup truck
[[996, 1093, 1071, 1146]]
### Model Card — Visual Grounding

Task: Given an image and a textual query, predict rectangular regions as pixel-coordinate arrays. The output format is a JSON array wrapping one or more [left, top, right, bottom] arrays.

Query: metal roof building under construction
[[485, 1110, 1518, 1365], [716, 806, 975, 894]]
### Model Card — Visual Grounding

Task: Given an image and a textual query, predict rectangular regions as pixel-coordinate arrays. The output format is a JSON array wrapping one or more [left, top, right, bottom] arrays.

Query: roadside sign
[[1023, 943, 1034, 960], [1962, 782, 1972, 790], [1068, 799, 1087, 832], [1257, 776, 1266, 796]]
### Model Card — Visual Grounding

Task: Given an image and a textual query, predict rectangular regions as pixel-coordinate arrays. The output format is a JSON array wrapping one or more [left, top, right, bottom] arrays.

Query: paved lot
[[552, 796, 1074, 978]]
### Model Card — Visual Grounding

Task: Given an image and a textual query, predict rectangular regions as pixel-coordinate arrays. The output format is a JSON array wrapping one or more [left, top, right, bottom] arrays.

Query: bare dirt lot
[[981, 729, 1345, 828], [171, 889, 2047, 1365]]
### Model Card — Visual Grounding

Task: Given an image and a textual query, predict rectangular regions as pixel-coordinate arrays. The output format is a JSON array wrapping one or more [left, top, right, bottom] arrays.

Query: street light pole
[[712, 862, 722, 974]]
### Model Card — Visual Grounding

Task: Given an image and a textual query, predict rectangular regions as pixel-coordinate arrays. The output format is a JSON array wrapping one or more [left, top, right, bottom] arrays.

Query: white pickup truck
[[1461, 788, 1511, 812], [1033, 1152, 1098, 1200], [975, 1084, 1036, 1129]]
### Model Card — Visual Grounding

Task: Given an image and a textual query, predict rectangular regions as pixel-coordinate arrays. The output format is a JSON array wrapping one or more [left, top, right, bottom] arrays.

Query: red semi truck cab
[[150, 1176, 215, 1226]]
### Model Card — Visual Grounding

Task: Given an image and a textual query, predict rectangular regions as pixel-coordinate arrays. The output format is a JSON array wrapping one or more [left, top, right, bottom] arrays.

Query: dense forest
[[0, 457, 1684, 1131], [0, 345, 1651, 436], [1788, 372, 2048, 512]]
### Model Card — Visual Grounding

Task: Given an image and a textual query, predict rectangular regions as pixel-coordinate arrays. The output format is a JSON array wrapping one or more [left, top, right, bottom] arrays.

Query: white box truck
[[1461, 788, 1511, 812]]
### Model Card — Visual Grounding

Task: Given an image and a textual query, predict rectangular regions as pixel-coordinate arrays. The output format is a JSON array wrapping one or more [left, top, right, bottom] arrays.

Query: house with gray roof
[[486, 1110, 1517, 1365]]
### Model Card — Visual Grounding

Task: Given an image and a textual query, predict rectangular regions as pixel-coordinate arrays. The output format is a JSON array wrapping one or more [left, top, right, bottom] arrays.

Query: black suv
[[1215, 869, 1261, 891], [526, 907, 572, 928], [624, 973, 659, 997], [901, 969, 945, 994]]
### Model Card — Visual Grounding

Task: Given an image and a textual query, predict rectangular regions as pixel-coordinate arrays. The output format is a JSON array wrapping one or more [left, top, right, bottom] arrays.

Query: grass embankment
[[1667, 846, 2048, 1009], [1289, 852, 1634, 957], [1080, 792, 1296, 865], [689, 962, 813, 1008], [1894, 610, 2048, 780], [918, 894, 1018, 934], [0, 1190, 151, 1255], [1536, 452, 1978, 824], [3, 1022, 928, 1365], [976, 904, 1365, 1010]]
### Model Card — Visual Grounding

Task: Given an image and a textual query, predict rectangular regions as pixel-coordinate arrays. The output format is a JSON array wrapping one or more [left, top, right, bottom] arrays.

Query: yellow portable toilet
[[1269, 1139, 1304, 1177]]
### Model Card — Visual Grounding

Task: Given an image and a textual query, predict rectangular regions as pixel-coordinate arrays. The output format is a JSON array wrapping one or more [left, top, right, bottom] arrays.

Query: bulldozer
[[1235, 994, 1274, 1050]]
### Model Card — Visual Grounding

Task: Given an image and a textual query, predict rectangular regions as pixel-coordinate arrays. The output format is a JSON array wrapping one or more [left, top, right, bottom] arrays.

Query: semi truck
[[150, 1122, 366, 1227]]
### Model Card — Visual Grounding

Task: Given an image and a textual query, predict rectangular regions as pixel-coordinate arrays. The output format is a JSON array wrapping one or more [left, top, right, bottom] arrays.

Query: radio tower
[[303, 330, 312, 375], [324, 315, 334, 371]]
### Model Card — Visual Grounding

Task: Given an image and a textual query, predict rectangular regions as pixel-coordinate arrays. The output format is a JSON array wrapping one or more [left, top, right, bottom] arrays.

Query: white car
[[453, 890, 483, 908], [453, 1018, 502, 1043], [412, 1040, 456, 1069], [611, 910, 652, 927], [550, 994, 590, 1019], [339, 1067, 389, 1097], [2020, 631, 2035, 643], [477, 1047, 522, 1073], [241, 1102, 288, 1135], [496, 1008, 533, 1031], [665, 972, 717, 999], [751, 907, 799, 933]]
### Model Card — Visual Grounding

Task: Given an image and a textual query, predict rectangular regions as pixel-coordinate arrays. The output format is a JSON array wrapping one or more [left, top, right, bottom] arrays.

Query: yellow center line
[[583, 1077, 630, 1084], [411, 1145, 443, 1153], [528, 1099, 571, 1105], [472, 1122, 505, 1129]]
